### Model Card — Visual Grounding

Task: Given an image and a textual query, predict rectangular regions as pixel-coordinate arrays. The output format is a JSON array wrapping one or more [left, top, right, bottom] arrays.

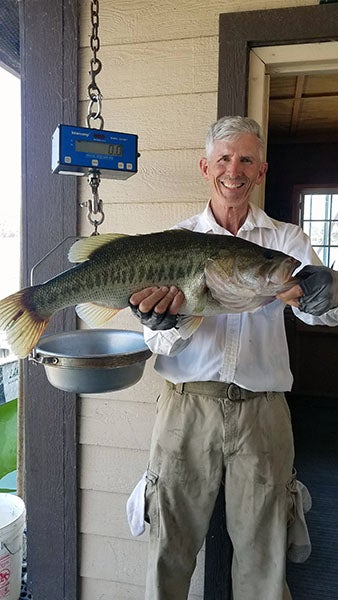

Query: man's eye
[[241, 157, 252, 163]]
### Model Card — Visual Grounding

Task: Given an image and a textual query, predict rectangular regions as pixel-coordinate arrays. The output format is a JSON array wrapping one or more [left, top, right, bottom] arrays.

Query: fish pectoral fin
[[68, 233, 129, 263], [176, 315, 204, 339], [75, 303, 121, 327]]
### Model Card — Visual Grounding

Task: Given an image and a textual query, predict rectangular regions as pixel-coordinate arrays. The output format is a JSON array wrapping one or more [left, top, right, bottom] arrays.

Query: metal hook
[[85, 170, 105, 233]]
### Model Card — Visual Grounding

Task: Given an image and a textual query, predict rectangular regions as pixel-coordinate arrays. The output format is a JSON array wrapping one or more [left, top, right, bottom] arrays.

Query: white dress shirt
[[144, 202, 338, 391]]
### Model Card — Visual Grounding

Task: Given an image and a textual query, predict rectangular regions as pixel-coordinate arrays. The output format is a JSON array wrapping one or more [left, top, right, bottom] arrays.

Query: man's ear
[[256, 162, 268, 185], [199, 157, 209, 180]]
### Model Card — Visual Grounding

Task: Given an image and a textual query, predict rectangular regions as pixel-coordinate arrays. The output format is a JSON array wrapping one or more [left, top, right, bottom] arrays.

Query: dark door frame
[[20, 1, 78, 598], [217, 4, 338, 119], [204, 4, 338, 599]]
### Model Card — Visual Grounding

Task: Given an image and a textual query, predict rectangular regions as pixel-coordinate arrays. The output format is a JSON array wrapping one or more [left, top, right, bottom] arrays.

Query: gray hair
[[205, 115, 264, 159]]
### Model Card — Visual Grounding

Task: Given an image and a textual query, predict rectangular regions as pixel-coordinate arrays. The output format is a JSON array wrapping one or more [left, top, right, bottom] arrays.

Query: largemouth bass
[[0, 230, 300, 358]]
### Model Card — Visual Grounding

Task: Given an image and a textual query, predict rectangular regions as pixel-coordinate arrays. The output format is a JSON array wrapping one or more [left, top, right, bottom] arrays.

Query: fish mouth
[[268, 257, 301, 287]]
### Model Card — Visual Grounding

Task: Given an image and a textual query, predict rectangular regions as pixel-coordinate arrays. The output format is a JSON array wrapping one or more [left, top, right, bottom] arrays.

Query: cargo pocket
[[286, 469, 312, 563], [145, 468, 160, 537]]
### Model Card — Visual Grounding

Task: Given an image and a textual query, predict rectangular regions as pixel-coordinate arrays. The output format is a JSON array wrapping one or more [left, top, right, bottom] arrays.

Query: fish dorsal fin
[[68, 233, 129, 263], [75, 302, 121, 327]]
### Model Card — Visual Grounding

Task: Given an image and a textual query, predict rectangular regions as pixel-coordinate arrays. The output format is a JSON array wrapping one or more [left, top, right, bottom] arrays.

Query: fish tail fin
[[0, 289, 49, 358]]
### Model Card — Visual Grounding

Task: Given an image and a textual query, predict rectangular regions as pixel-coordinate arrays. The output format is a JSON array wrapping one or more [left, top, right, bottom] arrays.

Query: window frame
[[292, 184, 338, 266]]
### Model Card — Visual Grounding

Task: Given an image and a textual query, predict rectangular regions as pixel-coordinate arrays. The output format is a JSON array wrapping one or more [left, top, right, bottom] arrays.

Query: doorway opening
[[0, 65, 21, 495]]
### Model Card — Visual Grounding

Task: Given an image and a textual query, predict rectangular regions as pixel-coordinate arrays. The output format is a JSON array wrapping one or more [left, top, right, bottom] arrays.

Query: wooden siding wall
[[77, 1, 317, 599]]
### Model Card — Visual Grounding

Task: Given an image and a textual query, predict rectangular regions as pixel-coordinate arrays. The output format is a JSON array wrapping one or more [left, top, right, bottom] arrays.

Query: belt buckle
[[227, 383, 242, 401]]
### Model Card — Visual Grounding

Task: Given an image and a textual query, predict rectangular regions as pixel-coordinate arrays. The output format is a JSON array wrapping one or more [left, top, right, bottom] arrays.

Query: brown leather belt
[[166, 380, 262, 402]]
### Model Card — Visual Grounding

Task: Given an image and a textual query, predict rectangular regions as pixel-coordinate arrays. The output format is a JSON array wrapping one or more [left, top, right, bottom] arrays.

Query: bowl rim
[[34, 329, 150, 361]]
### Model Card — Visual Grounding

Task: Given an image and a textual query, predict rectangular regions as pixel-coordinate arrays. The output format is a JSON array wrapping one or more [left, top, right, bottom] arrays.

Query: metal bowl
[[32, 329, 152, 394]]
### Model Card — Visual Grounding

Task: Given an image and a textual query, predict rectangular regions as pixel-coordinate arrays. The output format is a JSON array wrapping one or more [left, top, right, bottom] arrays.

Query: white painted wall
[[77, 1, 317, 598]]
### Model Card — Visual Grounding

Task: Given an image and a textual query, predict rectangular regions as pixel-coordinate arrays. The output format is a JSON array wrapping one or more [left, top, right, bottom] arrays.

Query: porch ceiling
[[269, 73, 338, 142]]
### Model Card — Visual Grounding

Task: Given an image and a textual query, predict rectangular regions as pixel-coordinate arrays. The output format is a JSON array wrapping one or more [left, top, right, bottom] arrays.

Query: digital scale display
[[75, 139, 123, 157], [52, 124, 139, 179]]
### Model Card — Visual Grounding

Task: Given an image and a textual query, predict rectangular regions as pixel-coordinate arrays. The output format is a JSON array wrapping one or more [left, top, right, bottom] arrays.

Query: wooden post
[[20, 1, 78, 598]]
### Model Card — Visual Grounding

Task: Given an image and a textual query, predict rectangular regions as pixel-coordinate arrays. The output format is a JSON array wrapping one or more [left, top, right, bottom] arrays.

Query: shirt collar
[[194, 200, 278, 235]]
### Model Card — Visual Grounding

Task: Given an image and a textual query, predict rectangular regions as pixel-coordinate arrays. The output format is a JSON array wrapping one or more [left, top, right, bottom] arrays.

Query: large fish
[[0, 229, 300, 358]]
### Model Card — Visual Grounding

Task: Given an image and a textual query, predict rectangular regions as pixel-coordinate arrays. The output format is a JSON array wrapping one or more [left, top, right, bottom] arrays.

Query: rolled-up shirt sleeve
[[292, 305, 338, 327]]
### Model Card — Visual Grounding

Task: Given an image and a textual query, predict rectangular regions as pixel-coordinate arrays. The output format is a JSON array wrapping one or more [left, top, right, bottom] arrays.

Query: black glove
[[128, 299, 179, 330], [297, 265, 338, 316]]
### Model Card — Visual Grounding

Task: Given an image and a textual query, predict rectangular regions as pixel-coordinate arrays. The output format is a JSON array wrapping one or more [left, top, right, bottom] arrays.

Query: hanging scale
[[51, 0, 139, 235]]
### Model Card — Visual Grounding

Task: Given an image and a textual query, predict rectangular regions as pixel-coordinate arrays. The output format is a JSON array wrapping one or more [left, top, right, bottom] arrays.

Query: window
[[0, 67, 20, 299], [0, 67, 20, 395], [298, 189, 338, 268]]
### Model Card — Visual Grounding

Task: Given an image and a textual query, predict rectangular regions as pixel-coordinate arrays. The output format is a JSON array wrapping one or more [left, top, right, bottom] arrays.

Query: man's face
[[199, 133, 268, 212]]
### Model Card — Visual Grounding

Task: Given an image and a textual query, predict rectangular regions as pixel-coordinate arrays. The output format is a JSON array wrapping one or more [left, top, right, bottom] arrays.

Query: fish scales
[[97, 236, 178, 292], [0, 229, 301, 358], [79, 233, 196, 306]]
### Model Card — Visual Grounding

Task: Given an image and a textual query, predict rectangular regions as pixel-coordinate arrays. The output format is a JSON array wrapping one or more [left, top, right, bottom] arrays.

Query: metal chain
[[87, 0, 104, 129], [83, 0, 105, 234]]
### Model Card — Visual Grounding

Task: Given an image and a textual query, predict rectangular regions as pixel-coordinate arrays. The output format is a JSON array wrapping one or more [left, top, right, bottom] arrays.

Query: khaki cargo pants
[[144, 380, 294, 600]]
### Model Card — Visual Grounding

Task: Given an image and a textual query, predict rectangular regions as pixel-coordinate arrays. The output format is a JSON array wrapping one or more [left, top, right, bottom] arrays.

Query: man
[[128, 116, 338, 600]]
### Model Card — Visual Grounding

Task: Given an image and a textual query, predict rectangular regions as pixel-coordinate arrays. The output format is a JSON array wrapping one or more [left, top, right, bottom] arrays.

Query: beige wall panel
[[80, 489, 149, 541], [79, 93, 217, 151], [79, 38, 218, 100], [78, 201, 206, 235], [79, 0, 317, 47], [80, 534, 147, 589], [80, 578, 146, 600], [80, 445, 148, 494], [80, 577, 203, 600], [78, 149, 209, 204], [79, 398, 156, 449], [80, 533, 204, 596]]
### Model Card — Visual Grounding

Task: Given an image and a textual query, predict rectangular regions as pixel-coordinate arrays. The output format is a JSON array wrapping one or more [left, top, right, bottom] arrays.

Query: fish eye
[[262, 249, 275, 260]]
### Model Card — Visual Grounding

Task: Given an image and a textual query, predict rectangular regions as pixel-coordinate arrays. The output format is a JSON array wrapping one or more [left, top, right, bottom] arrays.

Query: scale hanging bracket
[[82, 170, 105, 235]]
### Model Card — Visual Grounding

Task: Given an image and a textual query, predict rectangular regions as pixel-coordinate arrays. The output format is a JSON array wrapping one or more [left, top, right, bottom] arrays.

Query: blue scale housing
[[52, 124, 139, 179]]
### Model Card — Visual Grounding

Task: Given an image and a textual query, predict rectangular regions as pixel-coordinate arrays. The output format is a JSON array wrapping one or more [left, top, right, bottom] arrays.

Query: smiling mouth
[[220, 180, 245, 190]]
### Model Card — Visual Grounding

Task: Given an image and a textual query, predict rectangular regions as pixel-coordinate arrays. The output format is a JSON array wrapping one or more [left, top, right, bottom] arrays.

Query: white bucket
[[0, 494, 26, 600]]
